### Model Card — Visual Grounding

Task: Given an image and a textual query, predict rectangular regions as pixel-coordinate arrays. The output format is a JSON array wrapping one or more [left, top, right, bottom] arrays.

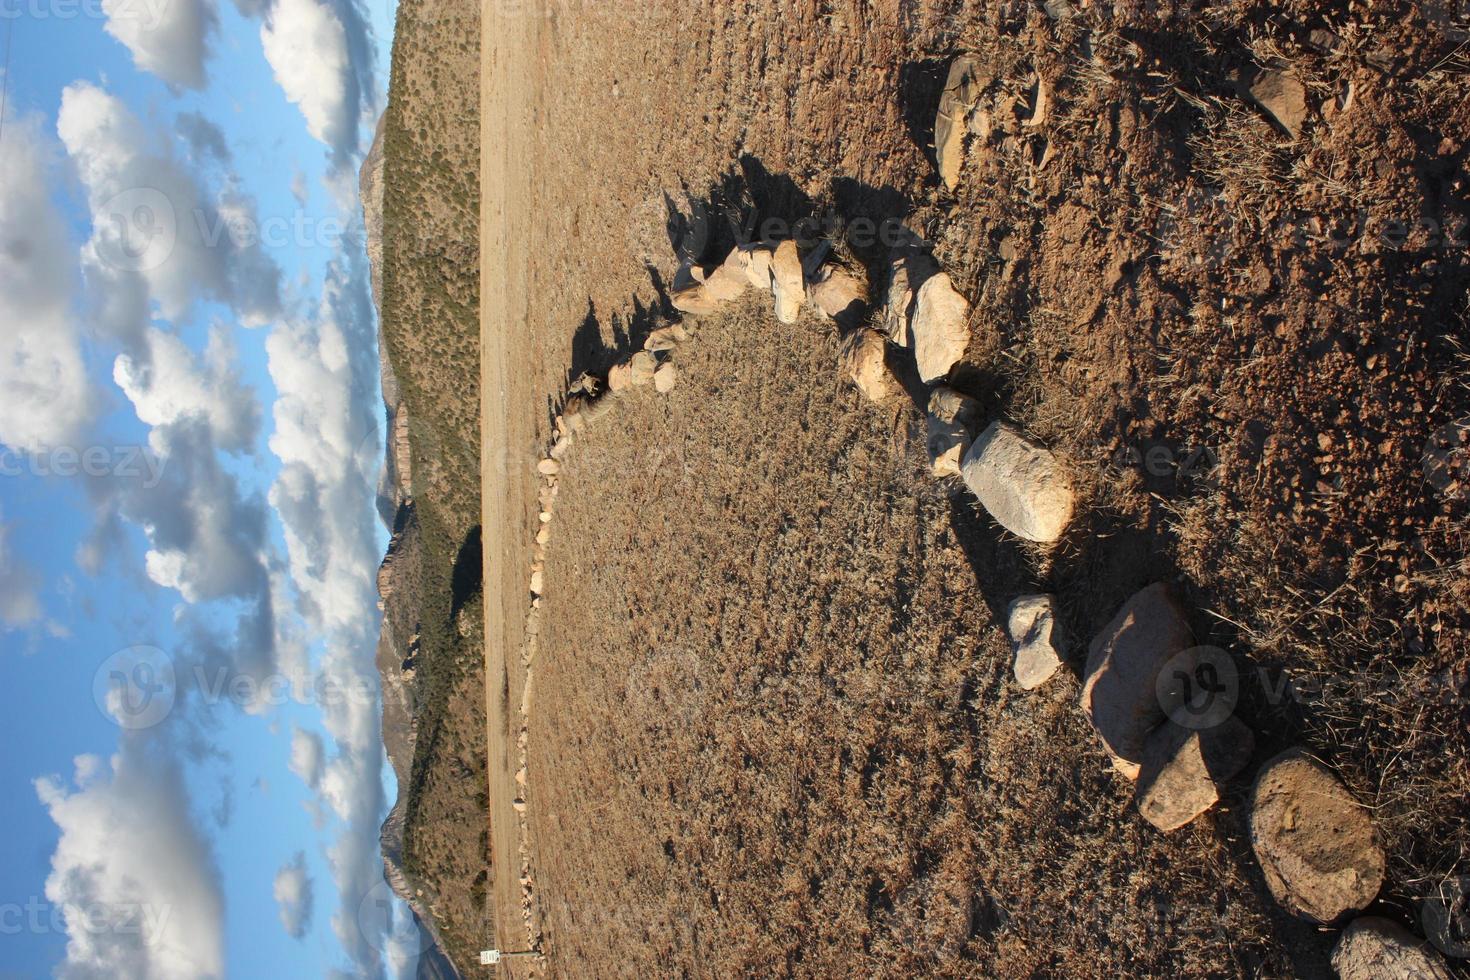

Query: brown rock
[[1135, 717, 1254, 831], [671, 284, 721, 316], [1249, 70, 1309, 138], [629, 351, 658, 386], [839, 329, 897, 403], [960, 422, 1075, 542], [926, 386, 981, 477], [808, 266, 867, 328], [606, 362, 634, 392], [1080, 583, 1195, 779], [1250, 750, 1386, 923], [936, 55, 983, 190], [644, 324, 687, 352], [771, 240, 805, 324], [1333, 917, 1452, 980], [883, 252, 938, 347]]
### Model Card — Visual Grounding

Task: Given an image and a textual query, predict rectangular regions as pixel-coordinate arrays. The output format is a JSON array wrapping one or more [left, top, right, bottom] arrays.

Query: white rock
[[961, 421, 1074, 542], [537, 458, 560, 476], [671, 283, 720, 316], [1333, 917, 1452, 980], [606, 361, 634, 391], [1007, 594, 1064, 690], [654, 362, 678, 393], [911, 272, 970, 382], [529, 570, 544, 596], [771, 241, 805, 324], [926, 386, 981, 477], [839, 329, 896, 403], [629, 351, 658, 386], [738, 244, 774, 289]]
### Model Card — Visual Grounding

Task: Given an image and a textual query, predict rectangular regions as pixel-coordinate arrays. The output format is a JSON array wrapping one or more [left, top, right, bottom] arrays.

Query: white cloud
[[259, 0, 377, 174], [273, 853, 315, 939], [102, 0, 218, 91], [289, 726, 325, 789], [0, 510, 43, 629], [0, 115, 93, 453], [114, 326, 259, 454], [35, 746, 225, 980], [57, 83, 282, 355]]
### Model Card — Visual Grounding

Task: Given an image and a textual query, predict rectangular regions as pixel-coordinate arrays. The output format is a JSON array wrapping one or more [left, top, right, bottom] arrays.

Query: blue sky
[[0, 0, 415, 975]]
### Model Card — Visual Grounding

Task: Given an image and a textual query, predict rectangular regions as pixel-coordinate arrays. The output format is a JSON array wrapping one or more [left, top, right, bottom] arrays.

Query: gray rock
[[937, 56, 983, 190], [911, 272, 970, 383], [1249, 70, 1309, 138], [1250, 749, 1386, 924], [839, 328, 897, 403], [1007, 594, 1064, 690], [960, 421, 1074, 542], [926, 386, 981, 477], [1333, 917, 1452, 980], [1135, 717, 1254, 831], [1080, 583, 1194, 780], [629, 351, 658, 386]]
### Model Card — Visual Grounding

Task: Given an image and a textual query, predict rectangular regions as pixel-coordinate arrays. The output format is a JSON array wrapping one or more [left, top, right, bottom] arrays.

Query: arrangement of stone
[[514, 104, 1444, 957]]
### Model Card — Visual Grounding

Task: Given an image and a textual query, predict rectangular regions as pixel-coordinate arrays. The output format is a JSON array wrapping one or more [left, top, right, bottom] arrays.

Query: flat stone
[[808, 266, 867, 328], [937, 55, 983, 190], [960, 421, 1074, 543], [1249, 70, 1309, 138], [1136, 716, 1254, 831], [926, 386, 981, 477], [883, 252, 938, 347], [644, 324, 687, 352], [671, 283, 721, 316], [629, 351, 658, 386], [1333, 917, 1453, 980], [771, 240, 805, 324], [911, 272, 970, 383], [654, 362, 678, 393], [838, 328, 896, 403], [1007, 594, 1064, 690], [1080, 583, 1195, 780], [1250, 749, 1386, 924], [536, 458, 560, 477]]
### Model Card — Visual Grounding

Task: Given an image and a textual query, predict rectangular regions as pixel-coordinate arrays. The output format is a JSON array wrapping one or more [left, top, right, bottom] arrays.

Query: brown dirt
[[470, 1, 1470, 977]]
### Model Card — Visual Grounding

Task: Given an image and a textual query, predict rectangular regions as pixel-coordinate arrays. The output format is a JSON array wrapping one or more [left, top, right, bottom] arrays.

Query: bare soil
[[460, 1, 1470, 977]]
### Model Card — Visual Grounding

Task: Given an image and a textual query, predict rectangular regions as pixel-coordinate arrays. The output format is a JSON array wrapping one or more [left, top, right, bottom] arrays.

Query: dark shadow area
[[449, 524, 482, 619], [898, 57, 951, 179]]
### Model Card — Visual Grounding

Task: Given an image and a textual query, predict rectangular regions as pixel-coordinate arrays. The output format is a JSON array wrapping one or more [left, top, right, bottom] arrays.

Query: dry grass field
[[381, 0, 1468, 974]]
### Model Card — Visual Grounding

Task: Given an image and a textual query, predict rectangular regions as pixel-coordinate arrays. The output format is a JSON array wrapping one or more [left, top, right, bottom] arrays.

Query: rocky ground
[[378, 0, 1470, 976]]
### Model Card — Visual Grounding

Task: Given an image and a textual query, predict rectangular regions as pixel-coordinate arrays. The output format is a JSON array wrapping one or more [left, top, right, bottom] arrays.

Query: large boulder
[[839, 329, 897, 403], [771, 240, 805, 324], [1250, 750, 1386, 924], [1135, 717, 1254, 831], [960, 422, 1075, 542], [911, 273, 970, 383], [936, 55, 984, 190], [1007, 594, 1064, 690], [926, 386, 981, 477], [1332, 917, 1453, 980], [1080, 583, 1194, 780]]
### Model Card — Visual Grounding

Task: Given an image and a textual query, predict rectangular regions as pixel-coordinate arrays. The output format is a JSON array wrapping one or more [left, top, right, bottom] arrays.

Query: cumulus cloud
[[176, 111, 230, 164], [35, 744, 225, 980], [0, 510, 43, 629], [289, 726, 325, 789], [266, 251, 388, 976], [0, 114, 93, 453], [103, 0, 218, 90], [57, 83, 282, 356], [114, 326, 259, 453], [260, 0, 378, 174], [273, 853, 315, 939]]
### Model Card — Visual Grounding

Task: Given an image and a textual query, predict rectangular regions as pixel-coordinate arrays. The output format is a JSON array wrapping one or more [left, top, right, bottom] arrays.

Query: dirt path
[[480, 0, 543, 971]]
